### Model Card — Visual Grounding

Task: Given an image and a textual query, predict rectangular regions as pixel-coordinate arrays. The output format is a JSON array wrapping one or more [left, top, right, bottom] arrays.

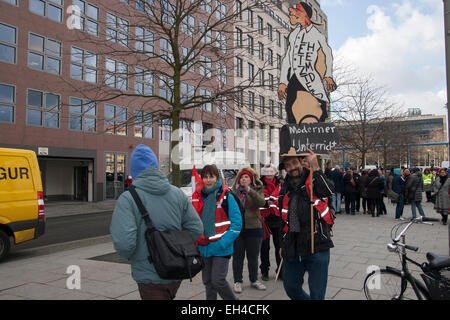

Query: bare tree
[[331, 72, 400, 167], [60, 0, 285, 185]]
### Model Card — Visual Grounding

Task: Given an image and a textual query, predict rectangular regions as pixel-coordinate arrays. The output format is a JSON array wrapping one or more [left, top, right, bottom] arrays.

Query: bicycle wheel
[[364, 268, 417, 300]]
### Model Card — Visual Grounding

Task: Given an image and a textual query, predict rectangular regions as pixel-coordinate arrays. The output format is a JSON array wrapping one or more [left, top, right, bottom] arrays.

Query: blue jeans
[[395, 195, 404, 219], [411, 201, 425, 219], [332, 193, 342, 213], [282, 249, 330, 300]]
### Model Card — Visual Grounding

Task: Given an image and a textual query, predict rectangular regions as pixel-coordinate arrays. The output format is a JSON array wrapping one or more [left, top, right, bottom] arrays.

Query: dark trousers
[[282, 249, 330, 300], [395, 195, 405, 219], [362, 197, 368, 212], [426, 191, 432, 202], [367, 198, 381, 216], [137, 281, 181, 300], [202, 256, 237, 300], [233, 235, 263, 283], [344, 192, 355, 213], [377, 197, 387, 214], [260, 226, 282, 276]]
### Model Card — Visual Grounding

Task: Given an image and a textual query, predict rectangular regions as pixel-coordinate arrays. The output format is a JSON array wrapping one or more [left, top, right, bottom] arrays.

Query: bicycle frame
[[389, 233, 431, 300]]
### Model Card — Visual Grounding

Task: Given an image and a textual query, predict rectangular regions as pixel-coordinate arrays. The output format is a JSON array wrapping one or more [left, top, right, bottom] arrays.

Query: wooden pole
[[275, 258, 284, 282], [310, 168, 315, 254]]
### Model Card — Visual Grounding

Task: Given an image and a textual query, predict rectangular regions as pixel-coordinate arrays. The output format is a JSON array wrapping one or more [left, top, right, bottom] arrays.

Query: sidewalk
[[44, 200, 117, 218], [0, 200, 448, 300]]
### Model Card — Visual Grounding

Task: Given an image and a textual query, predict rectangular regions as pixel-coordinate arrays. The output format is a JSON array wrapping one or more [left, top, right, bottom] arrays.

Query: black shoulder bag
[[128, 186, 204, 282]]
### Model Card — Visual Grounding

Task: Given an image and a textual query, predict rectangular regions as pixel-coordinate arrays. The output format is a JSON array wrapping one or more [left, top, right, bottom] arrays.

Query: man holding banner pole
[[278, 149, 335, 300]]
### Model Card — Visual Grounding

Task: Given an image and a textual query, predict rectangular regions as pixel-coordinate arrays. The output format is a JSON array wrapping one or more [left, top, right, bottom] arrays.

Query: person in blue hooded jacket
[[110, 144, 203, 300], [392, 168, 406, 220]]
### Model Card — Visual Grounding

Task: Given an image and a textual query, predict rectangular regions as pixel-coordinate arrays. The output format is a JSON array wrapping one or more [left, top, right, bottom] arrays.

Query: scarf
[[264, 177, 276, 195], [286, 169, 309, 233], [236, 184, 248, 208], [201, 179, 222, 239]]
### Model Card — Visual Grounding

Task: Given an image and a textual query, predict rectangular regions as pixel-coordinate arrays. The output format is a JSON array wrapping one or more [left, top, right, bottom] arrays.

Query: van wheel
[[0, 230, 11, 262]]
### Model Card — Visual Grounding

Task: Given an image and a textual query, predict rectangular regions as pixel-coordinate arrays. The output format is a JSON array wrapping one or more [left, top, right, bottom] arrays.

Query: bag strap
[[129, 186, 155, 231]]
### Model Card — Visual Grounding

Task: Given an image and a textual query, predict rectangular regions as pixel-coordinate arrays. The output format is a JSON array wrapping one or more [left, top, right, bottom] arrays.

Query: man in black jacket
[[278, 150, 334, 300]]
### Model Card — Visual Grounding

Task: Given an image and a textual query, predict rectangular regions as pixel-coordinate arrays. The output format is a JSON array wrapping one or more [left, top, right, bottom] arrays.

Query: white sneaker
[[399, 217, 406, 221], [251, 281, 266, 291], [233, 282, 242, 293]]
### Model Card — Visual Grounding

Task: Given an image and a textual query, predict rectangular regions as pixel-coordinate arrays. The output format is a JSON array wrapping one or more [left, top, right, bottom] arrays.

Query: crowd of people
[[110, 145, 335, 301], [325, 162, 450, 225], [109, 145, 448, 301]]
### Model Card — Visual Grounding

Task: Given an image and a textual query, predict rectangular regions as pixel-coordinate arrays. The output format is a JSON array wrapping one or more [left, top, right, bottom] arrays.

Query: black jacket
[[278, 168, 335, 260]]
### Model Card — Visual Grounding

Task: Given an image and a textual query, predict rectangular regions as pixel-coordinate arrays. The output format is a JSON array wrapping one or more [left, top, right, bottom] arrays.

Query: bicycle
[[363, 216, 450, 300]]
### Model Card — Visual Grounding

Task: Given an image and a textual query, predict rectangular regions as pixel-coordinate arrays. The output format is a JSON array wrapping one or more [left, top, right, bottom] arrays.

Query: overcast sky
[[321, 0, 447, 116]]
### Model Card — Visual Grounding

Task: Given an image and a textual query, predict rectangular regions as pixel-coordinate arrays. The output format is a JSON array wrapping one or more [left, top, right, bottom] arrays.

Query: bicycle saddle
[[426, 252, 450, 270]]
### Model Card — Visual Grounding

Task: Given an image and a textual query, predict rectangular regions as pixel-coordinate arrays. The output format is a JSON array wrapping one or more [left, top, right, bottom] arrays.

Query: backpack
[[221, 190, 246, 228], [129, 186, 204, 282]]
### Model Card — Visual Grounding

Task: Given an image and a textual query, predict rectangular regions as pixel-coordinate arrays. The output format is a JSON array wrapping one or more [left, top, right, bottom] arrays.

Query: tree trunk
[[170, 109, 181, 187]]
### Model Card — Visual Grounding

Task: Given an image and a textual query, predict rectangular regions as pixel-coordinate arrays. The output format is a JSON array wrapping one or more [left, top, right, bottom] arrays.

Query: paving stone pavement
[[0, 200, 448, 300]]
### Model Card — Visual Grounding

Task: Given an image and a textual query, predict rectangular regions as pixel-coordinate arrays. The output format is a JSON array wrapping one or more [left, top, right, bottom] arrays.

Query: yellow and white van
[[0, 147, 46, 261]]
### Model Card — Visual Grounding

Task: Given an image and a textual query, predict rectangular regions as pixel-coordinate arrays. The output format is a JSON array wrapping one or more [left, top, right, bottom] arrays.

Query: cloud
[[335, 0, 446, 115]]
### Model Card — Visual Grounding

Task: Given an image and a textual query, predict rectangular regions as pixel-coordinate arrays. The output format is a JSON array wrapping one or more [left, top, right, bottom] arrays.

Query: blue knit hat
[[130, 144, 159, 178]]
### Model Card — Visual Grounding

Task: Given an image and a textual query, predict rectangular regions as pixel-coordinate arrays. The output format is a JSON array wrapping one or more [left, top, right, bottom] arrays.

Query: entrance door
[[105, 153, 127, 199], [74, 166, 88, 201]]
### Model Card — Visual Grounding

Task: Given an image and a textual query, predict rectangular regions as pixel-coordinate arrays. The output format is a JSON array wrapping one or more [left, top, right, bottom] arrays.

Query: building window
[[159, 75, 173, 101], [269, 99, 274, 117], [217, 62, 227, 85], [105, 104, 127, 136], [69, 97, 96, 132], [136, 0, 154, 15], [278, 102, 283, 119], [267, 23, 273, 41], [179, 119, 191, 143], [106, 58, 128, 90], [0, 23, 16, 64], [216, 97, 227, 116], [2, 0, 18, 5], [247, 9, 253, 27], [70, 46, 97, 83], [181, 82, 195, 103], [200, 0, 212, 13], [258, 69, 264, 86], [247, 35, 254, 55], [257, 16, 263, 35], [248, 91, 255, 111], [29, 0, 63, 23], [200, 88, 212, 112], [235, 28, 243, 48], [181, 46, 195, 72], [269, 125, 274, 143], [0, 83, 15, 123], [106, 12, 129, 47], [160, 37, 173, 62], [268, 48, 273, 66], [276, 30, 281, 47], [235, 0, 242, 19], [248, 62, 254, 81], [28, 33, 61, 74], [135, 67, 154, 96], [216, 31, 227, 53], [236, 57, 243, 77], [199, 22, 213, 44], [277, 54, 281, 70], [71, 0, 99, 36], [199, 55, 212, 78], [236, 90, 243, 108], [159, 118, 171, 141], [26, 89, 60, 128], [258, 42, 264, 61], [216, 0, 226, 20], [259, 95, 265, 114], [248, 120, 255, 139], [135, 27, 154, 55], [182, 15, 196, 37], [236, 117, 243, 137], [268, 73, 274, 90], [134, 110, 153, 139]]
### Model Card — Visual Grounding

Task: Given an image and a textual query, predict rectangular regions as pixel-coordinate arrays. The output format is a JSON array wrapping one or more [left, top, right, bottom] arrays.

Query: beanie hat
[[130, 144, 159, 178], [261, 166, 276, 176], [297, 2, 312, 19], [238, 170, 254, 184]]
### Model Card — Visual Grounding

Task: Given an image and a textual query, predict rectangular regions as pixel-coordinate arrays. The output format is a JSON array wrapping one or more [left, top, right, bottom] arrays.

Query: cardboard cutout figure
[[278, 2, 336, 124]]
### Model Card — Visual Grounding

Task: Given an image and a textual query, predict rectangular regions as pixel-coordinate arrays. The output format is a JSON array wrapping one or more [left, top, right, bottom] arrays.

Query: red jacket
[[260, 184, 281, 218], [192, 185, 231, 246]]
